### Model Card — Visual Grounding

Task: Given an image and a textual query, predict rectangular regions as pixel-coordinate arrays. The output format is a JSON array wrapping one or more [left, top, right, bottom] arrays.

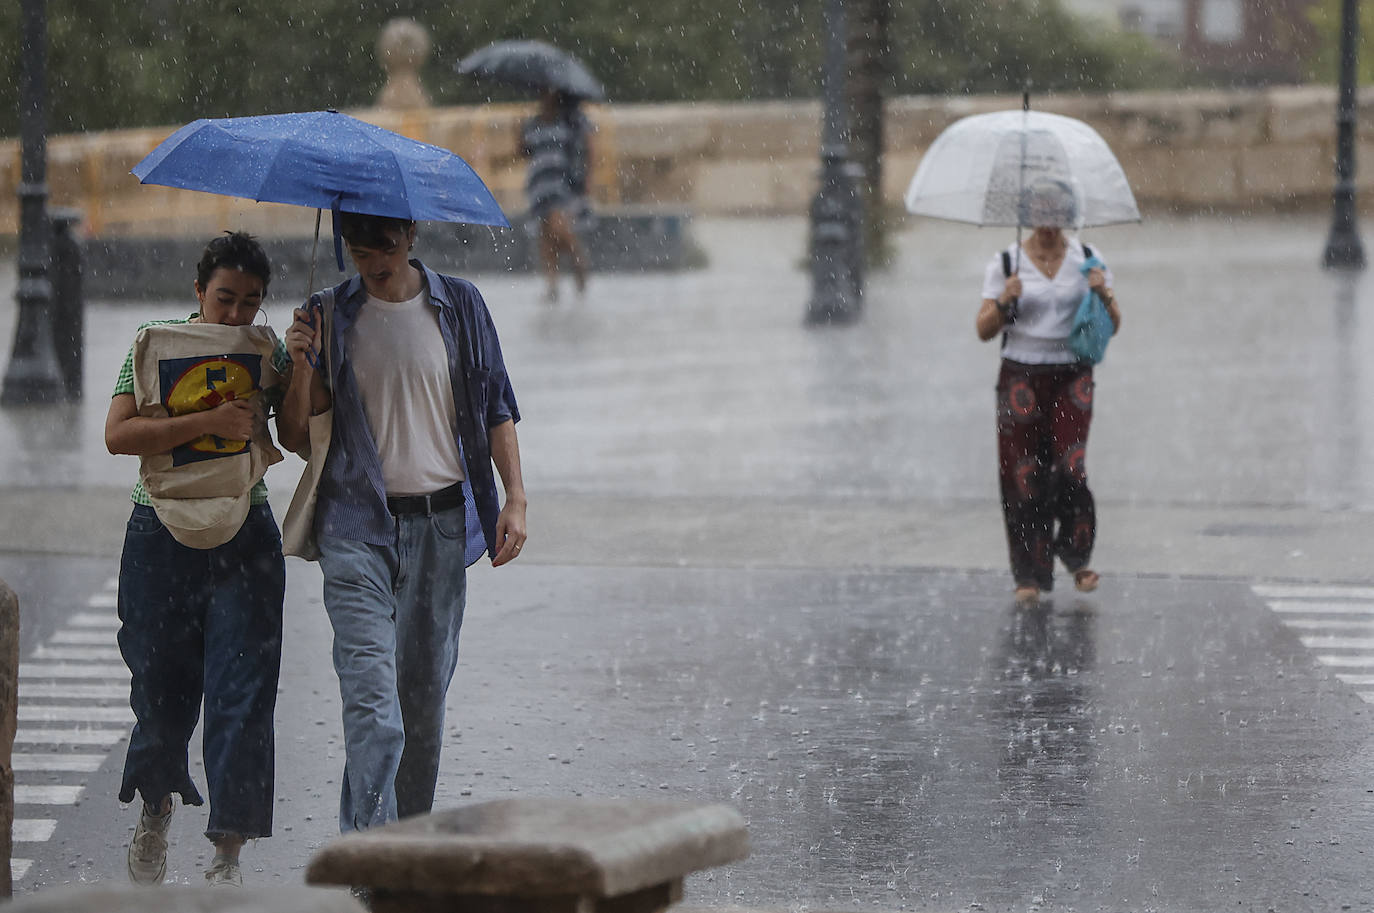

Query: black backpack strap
[[1001, 250, 1013, 277], [1081, 243, 1094, 259]]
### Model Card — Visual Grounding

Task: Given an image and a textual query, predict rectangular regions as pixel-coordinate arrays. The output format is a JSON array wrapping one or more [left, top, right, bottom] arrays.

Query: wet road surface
[[5, 213, 1374, 909], [10, 563, 1374, 912]]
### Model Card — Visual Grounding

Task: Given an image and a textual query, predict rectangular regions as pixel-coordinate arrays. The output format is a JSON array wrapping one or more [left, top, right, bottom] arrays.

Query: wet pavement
[[4, 213, 1374, 910]]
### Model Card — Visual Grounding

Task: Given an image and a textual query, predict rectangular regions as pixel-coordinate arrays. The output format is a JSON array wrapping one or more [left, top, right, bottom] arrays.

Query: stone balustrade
[[0, 85, 1367, 239]]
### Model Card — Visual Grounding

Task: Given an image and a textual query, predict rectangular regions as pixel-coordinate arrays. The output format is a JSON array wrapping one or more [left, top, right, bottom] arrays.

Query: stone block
[[306, 798, 748, 913], [707, 100, 821, 159], [1239, 143, 1329, 200], [3, 885, 363, 912], [769, 158, 819, 213], [1117, 145, 1180, 202], [693, 160, 778, 213], [608, 106, 715, 159], [1168, 147, 1242, 205], [1266, 85, 1339, 144], [883, 151, 922, 209]]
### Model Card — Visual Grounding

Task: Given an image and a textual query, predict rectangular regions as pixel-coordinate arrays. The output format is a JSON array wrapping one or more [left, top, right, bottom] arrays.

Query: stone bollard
[[306, 798, 750, 913], [0, 577, 17, 899], [3, 884, 365, 912]]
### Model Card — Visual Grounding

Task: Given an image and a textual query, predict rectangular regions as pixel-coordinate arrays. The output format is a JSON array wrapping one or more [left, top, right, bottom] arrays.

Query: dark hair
[[339, 212, 416, 250], [196, 231, 272, 291]]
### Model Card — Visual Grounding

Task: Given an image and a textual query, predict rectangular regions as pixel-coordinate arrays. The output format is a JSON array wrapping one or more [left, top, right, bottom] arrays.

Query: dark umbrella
[[457, 40, 606, 102]]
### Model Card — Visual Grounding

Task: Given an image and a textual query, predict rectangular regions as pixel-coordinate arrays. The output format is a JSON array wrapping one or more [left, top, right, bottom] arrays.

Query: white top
[[348, 289, 466, 496], [981, 238, 1113, 365]]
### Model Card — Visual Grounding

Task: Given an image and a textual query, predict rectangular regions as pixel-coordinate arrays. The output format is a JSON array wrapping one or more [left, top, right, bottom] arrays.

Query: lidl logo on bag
[[158, 354, 263, 466]]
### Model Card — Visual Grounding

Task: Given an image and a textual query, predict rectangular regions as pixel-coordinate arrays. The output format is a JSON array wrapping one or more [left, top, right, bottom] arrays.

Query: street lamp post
[[2, 0, 63, 406], [1323, 0, 1366, 270], [806, 0, 864, 324]]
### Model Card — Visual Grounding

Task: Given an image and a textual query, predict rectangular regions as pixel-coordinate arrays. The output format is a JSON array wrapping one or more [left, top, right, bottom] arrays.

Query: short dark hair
[[339, 212, 416, 250], [196, 231, 272, 291]]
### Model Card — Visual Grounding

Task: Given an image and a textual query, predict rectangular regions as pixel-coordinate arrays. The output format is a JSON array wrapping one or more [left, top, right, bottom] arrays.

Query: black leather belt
[[386, 483, 465, 516]]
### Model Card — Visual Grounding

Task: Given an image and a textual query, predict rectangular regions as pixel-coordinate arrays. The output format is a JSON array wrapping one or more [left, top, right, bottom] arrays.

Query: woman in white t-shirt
[[975, 178, 1122, 606]]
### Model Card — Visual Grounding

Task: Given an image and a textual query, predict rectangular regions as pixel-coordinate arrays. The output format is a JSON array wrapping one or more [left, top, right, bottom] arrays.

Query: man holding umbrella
[[277, 211, 527, 834]]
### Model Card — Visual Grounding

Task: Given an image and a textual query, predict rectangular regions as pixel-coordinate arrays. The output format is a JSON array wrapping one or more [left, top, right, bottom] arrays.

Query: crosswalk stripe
[[12, 753, 107, 772], [14, 728, 126, 747], [1298, 635, 1374, 651], [1280, 618, 1374, 631], [13, 819, 57, 842], [31, 645, 124, 662], [20, 682, 128, 700], [49, 630, 117, 645], [1254, 585, 1374, 600], [1313, 654, 1374, 669], [68, 611, 119, 628], [12, 859, 33, 880], [18, 705, 134, 723], [14, 785, 84, 805], [1256, 584, 1374, 700], [18, 663, 131, 679], [1268, 600, 1374, 616], [85, 592, 117, 609]]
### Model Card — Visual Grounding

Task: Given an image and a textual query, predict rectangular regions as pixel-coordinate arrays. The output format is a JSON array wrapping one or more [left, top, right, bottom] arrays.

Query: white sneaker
[[205, 855, 242, 887], [127, 799, 173, 885]]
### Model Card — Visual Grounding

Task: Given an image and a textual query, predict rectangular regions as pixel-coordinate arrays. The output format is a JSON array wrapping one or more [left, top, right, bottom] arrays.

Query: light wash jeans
[[318, 505, 467, 832]]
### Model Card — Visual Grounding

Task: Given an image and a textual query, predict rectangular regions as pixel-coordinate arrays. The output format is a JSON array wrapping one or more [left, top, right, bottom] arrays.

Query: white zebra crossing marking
[[30, 645, 124, 662], [49, 630, 116, 645], [13, 728, 126, 747], [11, 753, 106, 773], [14, 785, 84, 805], [1254, 585, 1374, 600], [1255, 583, 1374, 703], [18, 705, 133, 724], [21, 682, 128, 700], [13, 820, 57, 843], [10, 576, 133, 887], [18, 663, 131, 679], [68, 611, 119, 628]]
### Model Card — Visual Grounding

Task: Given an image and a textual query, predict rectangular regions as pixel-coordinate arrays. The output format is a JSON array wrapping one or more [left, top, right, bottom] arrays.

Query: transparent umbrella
[[904, 106, 1140, 231]]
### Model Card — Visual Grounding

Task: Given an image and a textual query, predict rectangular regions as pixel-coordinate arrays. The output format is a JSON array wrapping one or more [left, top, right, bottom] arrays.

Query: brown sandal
[[1014, 586, 1041, 606], [1073, 569, 1100, 592]]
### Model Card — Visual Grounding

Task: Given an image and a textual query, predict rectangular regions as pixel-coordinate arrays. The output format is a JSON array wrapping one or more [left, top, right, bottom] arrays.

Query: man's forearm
[[489, 419, 526, 504]]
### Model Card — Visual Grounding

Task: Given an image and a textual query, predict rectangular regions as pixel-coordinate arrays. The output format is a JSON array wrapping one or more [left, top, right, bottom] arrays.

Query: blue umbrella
[[132, 110, 510, 274]]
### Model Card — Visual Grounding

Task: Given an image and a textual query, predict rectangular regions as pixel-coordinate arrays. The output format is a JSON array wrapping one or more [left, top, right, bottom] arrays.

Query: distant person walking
[[106, 232, 289, 887], [519, 89, 593, 302], [975, 178, 1122, 606]]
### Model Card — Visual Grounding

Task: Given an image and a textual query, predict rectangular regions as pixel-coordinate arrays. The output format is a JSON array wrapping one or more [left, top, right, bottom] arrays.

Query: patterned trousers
[[996, 360, 1096, 591]]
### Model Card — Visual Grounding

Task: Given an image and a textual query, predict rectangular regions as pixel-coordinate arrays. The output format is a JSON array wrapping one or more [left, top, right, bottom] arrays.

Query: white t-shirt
[[981, 238, 1113, 365], [347, 289, 466, 496]]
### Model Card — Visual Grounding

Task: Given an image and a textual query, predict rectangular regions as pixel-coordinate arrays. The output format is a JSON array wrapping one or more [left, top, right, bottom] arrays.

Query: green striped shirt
[[113, 315, 292, 506]]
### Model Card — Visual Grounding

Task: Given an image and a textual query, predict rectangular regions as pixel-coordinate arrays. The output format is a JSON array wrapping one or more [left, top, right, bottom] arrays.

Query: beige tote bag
[[131, 322, 285, 549], [282, 291, 334, 561]]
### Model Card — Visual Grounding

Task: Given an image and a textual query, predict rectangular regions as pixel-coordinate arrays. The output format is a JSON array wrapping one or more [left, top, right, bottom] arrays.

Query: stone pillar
[[375, 18, 432, 110], [0, 578, 17, 899]]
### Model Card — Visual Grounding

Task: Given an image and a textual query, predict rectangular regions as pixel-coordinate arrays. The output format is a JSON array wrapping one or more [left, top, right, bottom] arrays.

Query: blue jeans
[[318, 505, 467, 832], [117, 504, 284, 839]]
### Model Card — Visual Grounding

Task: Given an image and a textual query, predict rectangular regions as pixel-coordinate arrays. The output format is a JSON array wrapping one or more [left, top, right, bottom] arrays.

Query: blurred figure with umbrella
[[133, 111, 527, 841], [906, 105, 1136, 606], [458, 40, 604, 302]]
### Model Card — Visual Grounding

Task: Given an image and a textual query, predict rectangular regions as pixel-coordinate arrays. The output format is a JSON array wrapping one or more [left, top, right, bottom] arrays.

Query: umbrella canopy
[[457, 40, 606, 102], [904, 109, 1140, 229], [133, 110, 509, 228]]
